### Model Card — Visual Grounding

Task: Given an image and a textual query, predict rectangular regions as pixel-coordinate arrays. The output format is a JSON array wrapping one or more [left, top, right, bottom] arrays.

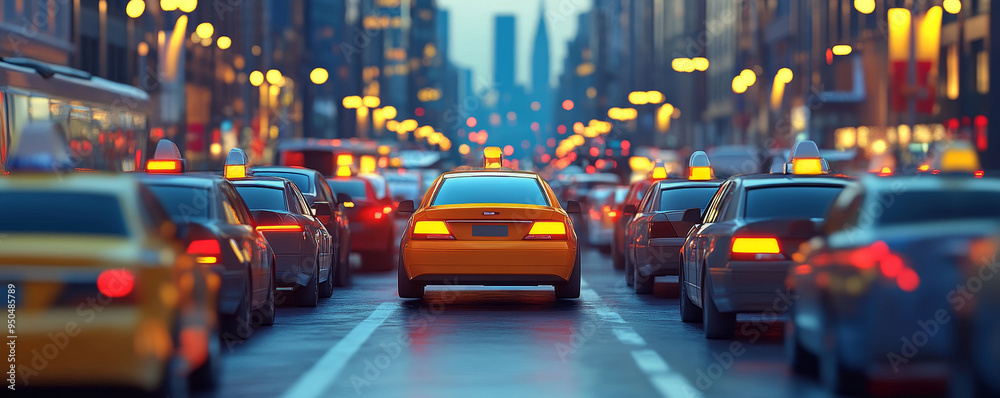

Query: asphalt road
[[191, 244, 848, 398]]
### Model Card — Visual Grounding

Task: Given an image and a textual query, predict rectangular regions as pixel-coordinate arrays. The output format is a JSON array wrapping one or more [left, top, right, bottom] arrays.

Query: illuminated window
[[947, 45, 959, 100], [977, 50, 989, 94]]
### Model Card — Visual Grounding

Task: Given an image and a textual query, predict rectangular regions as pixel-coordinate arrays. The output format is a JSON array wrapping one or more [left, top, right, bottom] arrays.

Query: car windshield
[[880, 190, 1000, 225], [328, 180, 368, 201], [658, 187, 719, 211], [744, 185, 845, 220], [432, 176, 548, 206], [0, 192, 128, 236], [147, 185, 211, 221], [253, 171, 314, 194], [234, 186, 287, 211]]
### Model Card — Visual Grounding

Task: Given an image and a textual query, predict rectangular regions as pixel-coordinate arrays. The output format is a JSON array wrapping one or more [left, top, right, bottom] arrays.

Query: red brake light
[[975, 170, 985, 178], [256, 225, 304, 232], [730, 237, 784, 261], [382, 205, 393, 214], [186, 239, 221, 265], [373, 211, 384, 220], [97, 269, 135, 298]]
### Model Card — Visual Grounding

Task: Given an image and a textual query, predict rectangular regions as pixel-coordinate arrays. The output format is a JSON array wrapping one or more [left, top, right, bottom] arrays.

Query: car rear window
[[234, 186, 287, 211], [328, 180, 368, 201], [281, 150, 334, 176], [253, 171, 314, 194], [659, 187, 719, 211], [432, 176, 548, 206], [744, 185, 844, 220], [147, 185, 211, 221], [0, 192, 128, 236], [880, 190, 1000, 225]]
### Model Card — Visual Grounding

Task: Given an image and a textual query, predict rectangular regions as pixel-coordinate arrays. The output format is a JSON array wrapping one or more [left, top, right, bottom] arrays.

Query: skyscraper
[[494, 15, 516, 106], [530, 1, 551, 133]]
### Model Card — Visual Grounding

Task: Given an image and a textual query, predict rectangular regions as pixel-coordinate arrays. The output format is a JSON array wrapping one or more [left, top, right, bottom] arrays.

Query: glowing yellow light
[[646, 91, 664, 104], [732, 238, 780, 254], [740, 69, 757, 86], [689, 166, 712, 180], [249, 70, 264, 86], [160, 0, 178, 11], [527, 221, 566, 236], [792, 158, 823, 175], [360, 155, 377, 174], [776, 68, 794, 84], [629, 157, 651, 171], [586, 87, 597, 98], [871, 139, 888, 155], [854, 0, 875, 14], [458, 144, 471, 155], [943, 0, 961, 14], [343, 96, 363, 109], [310, 68, 329, 84], [483, 146, 503, 169], [413, 221, 451, 235], [225, 165, 246, 179], [691, 57, 709, 71], [265, 69, 282, 85], [209, 142, 221, 156], [363, 96, 381, 108], [732, 76, 748, 94], [671, 58, 694, 73], [378, 145, 390, 156], [137, 41, 149, 56], [177, 0, 196, 13], [126, 0, 146, 18], [628, 91, 650, 105], [832, 45, 853, 56], [381, 106, 397, 119], [651, 167, 667, 179], [217, 36, 231, 50], [337, 154, 354, 166], [195, 22, 214, 39], [335, 165, 352, 177]]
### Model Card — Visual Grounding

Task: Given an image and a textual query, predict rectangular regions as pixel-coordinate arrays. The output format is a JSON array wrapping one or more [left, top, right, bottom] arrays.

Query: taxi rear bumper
[[274, 253, 315, 288], [16, 309, 169, 391], [403, 240, 576, 284], [709, 260, 794, 313]]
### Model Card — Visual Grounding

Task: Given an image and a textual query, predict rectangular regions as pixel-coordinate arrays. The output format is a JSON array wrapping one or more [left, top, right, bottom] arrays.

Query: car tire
[[703, 275, 736, 339], [612, 241, 626, 270], [333, 243, 352, 287], [189, 323, 222, 390], [785, 302, 818, 375], [397, 254, 424, 299], [679, 264, 703, 323], [555, 249, 582, 299], [634, 263, 654, 294], [624, 249, 635, 287], [221, 275, 252, 340], [254, 265, 276, 327], [318, 251, 335, 298], [294, 256, 319, 307], [820, 326, 868, 395]]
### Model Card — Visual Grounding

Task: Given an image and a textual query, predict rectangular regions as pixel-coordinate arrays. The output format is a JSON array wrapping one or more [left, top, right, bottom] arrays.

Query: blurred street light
[[177, 0, 197, 13], [160, 0, 178, 11], [363, 96, 380, 108], [126, 0, 145, 18], [137, 42, 149, 56], [562, 100, 574, 111], [943, 0, 961, 14], [195, 22, 214, 39], [776, 68, 794, 84], [381, 106, 397, 119], [671, 58, 694, 73], [343, 96, 363, 109], [692, 57, 709, 71], [732, 76, 748, 94], [309, 68, 329, 85], [645, 91, 664, 104], [832, 45, 853, 56], [265, 69, 282, 85], [628, 91, 649, 105], [249, 71, 264, 86], [739, 69, 757, 86], [854, 0, 875, 14], [217, 36, 231, 50]]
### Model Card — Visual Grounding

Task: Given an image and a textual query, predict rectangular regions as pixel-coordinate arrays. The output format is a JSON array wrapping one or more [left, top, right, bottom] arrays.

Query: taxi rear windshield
[[659, 187, 718, 211], [147, 185, 211, 221], [432, 176, 548, 206], [0, 192, 128, 236], [253, 172, 314, 194], [880, 190, 1000, 225], [744, 185, 844, 220], [328, 180, 368, 201], [234, 186, 287, 212]]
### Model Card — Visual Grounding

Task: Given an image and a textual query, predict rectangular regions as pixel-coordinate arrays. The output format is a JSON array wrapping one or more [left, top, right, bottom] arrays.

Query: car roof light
[[782, 140, 828, 175], [688, 151, 714, 180], [649, 160, 668, 180], [146, 139, 185, 173], [224, 148, 252, 179], [483, 146, 503, 169]]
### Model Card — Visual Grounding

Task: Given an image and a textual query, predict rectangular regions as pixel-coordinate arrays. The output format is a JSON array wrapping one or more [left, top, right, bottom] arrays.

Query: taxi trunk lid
[[422, 205, 557, 241]]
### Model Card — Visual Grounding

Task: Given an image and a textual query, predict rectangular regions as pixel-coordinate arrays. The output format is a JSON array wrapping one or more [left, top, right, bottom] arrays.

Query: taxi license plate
[[472, 225, 508, 237]]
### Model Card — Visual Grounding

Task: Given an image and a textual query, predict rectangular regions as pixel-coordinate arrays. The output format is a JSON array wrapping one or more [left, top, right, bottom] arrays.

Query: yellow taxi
[[2, 125, 219, 395], [396, 147, 582, 299]]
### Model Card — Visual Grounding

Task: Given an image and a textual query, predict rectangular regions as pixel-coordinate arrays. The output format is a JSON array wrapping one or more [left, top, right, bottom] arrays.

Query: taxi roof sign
[[688, 151, 713, 180], [782, 140, 829, 175], [224, 148, 252, 179], [937, 142, 981, 173], [147, 139, 185, 173], [649, 160, 668, 180], [483, 146, 503, 169]]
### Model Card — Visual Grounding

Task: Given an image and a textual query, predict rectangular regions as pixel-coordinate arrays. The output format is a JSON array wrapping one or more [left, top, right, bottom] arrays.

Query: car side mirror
[[397, 200, 415, 214], [623, 204, 637, 216], [313, 201, 333, 223], [336, 193, 353, 208], [681, 208, 702, 223], [565, 200, 582, 214]]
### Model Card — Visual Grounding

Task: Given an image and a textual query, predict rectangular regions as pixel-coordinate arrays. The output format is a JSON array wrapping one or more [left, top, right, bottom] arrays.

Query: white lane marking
[[280, 302, 399, 398], [582, 280, 703, 398]]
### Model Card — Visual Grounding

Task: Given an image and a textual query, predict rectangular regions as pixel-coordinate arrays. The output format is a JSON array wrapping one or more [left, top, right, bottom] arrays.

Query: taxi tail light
[[383, 205, 393, 214], [730, 237, 785, 261], [412, 220, 454, 240], [975, 170, 985, 178], [649, 222, 679, 239], [97, 268, 135, 299], [187, 239, 221, 265], [524, 221, 568, 240], [256, 224, 304, 232], [372, 210, 385, 220]]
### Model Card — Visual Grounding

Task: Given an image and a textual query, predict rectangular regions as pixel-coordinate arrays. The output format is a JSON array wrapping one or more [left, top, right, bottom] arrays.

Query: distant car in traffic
[[584, 185, 616, 249], [328, 172, 398, 271]]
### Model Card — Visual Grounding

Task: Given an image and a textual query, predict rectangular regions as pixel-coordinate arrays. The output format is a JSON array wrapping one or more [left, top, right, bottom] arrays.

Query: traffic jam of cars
[[3, 124, 999, 397]]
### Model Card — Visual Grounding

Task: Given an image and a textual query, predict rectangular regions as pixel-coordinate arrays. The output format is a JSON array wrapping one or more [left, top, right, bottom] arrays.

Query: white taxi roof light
[[688, 151, 714, 180], [8, 123, 74, 172], [224, 148, 252, 179], [649, 160, 668, 180], [783, 140, 829, 175], [147, 139, 185, 173], [483, 146, 503, 169]]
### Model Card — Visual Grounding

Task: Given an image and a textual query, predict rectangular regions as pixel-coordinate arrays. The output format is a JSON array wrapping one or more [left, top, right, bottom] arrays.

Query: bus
[[0, 57, 151, 173]]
